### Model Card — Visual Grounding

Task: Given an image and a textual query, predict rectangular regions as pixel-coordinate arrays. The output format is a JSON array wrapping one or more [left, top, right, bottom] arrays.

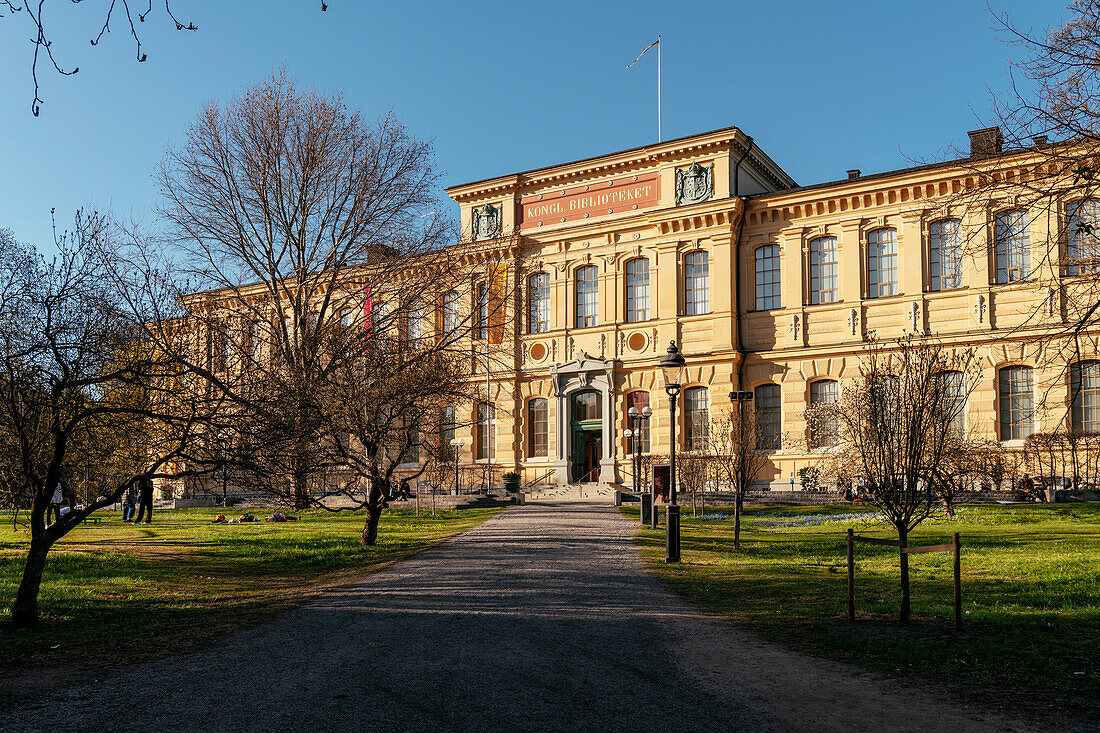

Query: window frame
[[625, 257, 650, 323], [755, 383, 782, 450], [627, 391, 651, 454], [528, 272, 550, 334], [575, 265, 598, 328], [1066, 199, 1100, 276], [808, 379, 839, 448], [998, 365, 1034, 441], [754, 244, 781, 310], [1071, 360, 1100, 434], [929, 218, 963, 291], [476, 401, 496, 460], [867, 227, 898, 298], [528, 397, 549, 458], [995, 209, 1031, 284], [684, 386, 710, 451], [683, 250, 710, 316], [808, 236, 838, 305]]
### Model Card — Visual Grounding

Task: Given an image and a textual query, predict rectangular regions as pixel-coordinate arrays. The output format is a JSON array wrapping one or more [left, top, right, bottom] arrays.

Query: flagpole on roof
[[657, 34, 662, 142], [627, 36, 662, 143]]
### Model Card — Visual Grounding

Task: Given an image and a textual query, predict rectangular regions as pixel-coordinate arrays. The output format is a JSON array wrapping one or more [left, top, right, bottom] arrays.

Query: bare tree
[[0, 214, 221, 627], [154, 71, 504, 543], [677, 450, 712, 518], [831, 335, 980, 623], [708, 400, 769, 550]]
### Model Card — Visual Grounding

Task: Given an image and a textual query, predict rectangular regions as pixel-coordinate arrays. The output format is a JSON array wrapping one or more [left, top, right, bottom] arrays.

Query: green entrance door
[[570, 390, 603, 483]]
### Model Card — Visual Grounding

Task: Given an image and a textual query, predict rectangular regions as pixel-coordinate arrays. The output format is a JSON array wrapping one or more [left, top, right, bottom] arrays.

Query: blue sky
[[0, 0, 1062, 249]]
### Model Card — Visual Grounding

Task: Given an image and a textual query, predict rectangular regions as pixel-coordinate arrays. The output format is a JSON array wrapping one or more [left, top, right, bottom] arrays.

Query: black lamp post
[[628, 404, 652, 525], [660, 340, 686, 563]]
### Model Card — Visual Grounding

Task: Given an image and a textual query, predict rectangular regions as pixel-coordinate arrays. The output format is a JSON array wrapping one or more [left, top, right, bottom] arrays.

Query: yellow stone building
[[443, 125, 1090, 490]]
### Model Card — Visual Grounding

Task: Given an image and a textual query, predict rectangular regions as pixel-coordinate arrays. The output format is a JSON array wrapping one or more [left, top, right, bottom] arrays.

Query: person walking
[[133, 477, 155, 525], [122, 482, 138, 522]]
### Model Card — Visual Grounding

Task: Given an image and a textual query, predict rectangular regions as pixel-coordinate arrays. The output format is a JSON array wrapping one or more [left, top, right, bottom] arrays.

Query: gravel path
[[3, 502, 1040, 732]]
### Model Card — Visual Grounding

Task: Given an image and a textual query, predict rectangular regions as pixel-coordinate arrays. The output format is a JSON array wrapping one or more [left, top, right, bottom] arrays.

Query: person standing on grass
[[133, 477, 155, 524], [122, 482, 137, 522], [46, 483, 63, 526]]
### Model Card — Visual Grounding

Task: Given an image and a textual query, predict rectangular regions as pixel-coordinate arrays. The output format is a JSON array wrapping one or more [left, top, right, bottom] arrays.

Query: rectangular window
[[930, 219, 962, 291], [528, 273, 550, 334], [867, 228, 898, 298], [528, 398, 548, 457], [684, 387, 709, 451], [406, 298, 423, 347], [808, 380, 838, 448], [626, 258, 650, 323], [755, 384, 781, 450], [576, 266, 598, 328], [441, 291, 460, 336], [995, 209, 1030, 283], [999, 366, 1033, 440], [477, 401, 495, 460], [755, 245, 781, 310], [477, 284, 488, 340], [1066, 199, 1100, 276], [684, 251, 710, 315], [401, 414, 419, 464], [1071, 361, 1100, 434], [809, 237, 837, 305], [440, 405, 456, 453]]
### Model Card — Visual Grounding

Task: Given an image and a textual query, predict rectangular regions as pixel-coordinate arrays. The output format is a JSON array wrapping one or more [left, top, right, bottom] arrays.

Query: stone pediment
[[550, 351, 615, 396]]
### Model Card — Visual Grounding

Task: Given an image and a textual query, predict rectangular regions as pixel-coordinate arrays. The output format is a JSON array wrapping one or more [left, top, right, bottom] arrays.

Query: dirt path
[[1, 503, 1043, 732]]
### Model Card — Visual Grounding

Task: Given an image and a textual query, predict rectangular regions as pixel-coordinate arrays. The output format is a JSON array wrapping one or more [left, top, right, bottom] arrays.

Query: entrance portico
[[550, 353, 618, 486]]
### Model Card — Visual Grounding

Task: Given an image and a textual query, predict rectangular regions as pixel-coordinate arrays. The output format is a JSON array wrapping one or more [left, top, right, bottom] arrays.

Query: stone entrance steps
[[523, 483, 616, 503]]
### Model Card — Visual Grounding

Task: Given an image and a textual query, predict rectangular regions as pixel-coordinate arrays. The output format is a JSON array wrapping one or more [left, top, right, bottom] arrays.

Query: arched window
[[755, 384, 781, 449], [528, 398, 549, 457], [476, 401, 496, 460], [571, 390, 601, 421], [684, 251, 710, 315], [1067, 199, 1100, 275], [867, 228, 898, 298], [441, 291, 460, 335], [575, 265, 598, 328], [627, 391, 651, 453], [625, 258, 650, 323], [808, 380, 838, 448], [1071, 361, 1100, 434], [684, 387, 709, 451], [754, 245, 781, 310], [935, 370, 966, 435], [528, 273, 550, 334], [995, 209, 1030, 283], [930, 219, 962, 291], [809, 236, 837, 304], [999, 366, 1034, 440]]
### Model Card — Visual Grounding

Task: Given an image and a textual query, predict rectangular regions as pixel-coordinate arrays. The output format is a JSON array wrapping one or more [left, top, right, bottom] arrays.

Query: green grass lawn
[[0, 506, 499, 672], [625, 502, 1099, 721]]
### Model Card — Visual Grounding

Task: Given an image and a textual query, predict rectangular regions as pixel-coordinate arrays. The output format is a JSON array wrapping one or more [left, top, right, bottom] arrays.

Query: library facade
[[443, 125, 1093, 489]]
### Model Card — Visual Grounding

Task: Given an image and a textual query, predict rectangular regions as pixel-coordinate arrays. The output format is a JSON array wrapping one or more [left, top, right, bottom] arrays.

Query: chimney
[[968, 127, 1004, 158], [847, 169, 861, 180], [1032, 135, 1049, 148]]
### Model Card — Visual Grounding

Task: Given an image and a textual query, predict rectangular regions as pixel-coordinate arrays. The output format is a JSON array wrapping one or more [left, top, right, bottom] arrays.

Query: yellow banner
[[487, 263, 507, 345]]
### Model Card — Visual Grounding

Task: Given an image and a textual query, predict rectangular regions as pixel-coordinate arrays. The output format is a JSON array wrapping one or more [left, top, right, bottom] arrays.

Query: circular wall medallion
[[628, 332, 647, 352], [529, 342, 548, 362]]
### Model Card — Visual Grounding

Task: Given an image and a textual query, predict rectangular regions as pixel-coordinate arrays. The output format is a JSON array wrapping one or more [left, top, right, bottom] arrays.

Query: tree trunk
[[11, 537, 51, 628], [898, 525, 910, 623], [292, 469, 310, 511], [360, 476, 385, 546]]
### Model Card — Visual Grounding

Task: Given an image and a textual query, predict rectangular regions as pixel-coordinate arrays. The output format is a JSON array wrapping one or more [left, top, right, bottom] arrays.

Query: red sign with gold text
[[519, 173, 659, 230]]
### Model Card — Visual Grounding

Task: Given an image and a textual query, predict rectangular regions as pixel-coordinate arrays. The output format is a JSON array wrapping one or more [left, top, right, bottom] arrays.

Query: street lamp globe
[[628, 406, 639, 419], [641, 405, 653, 419], [660, 341, 686, 396]]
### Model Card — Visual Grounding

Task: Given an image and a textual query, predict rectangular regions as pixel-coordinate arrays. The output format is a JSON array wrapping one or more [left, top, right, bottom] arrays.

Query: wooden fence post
[[847, 528, 855, 622], [953, 531, 962, 630]]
